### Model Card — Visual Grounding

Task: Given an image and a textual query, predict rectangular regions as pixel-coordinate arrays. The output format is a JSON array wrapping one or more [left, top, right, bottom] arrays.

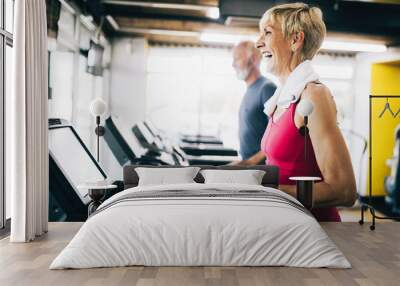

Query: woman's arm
[[279, 84, 357, 207]]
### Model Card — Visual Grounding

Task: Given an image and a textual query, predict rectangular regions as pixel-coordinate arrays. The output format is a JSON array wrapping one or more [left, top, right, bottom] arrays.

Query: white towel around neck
[[263, 60, 319, 117]]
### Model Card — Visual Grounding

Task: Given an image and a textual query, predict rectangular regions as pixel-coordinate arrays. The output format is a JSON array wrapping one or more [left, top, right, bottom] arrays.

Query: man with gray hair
[[232, 41, 276, 165]]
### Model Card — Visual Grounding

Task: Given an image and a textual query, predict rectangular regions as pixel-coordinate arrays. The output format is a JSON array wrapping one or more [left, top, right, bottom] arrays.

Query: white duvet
[[50, 183, 351, 269]]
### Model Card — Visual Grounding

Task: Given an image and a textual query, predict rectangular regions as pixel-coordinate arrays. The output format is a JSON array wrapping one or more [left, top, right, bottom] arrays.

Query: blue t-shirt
[[239, 76, 276, 160]]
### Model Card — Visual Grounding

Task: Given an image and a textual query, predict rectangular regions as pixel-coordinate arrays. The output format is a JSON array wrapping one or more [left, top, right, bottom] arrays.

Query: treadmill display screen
[[49, 126, 106, 202], [103, 116, 147, 165]]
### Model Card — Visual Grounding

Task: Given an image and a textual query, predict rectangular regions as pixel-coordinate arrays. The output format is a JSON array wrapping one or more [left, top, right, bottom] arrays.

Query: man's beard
[[235, 58, 253, 80], [235, 67, 251, 80]]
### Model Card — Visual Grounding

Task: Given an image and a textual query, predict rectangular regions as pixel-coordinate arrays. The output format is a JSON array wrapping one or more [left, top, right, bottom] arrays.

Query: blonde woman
[[256, 3, 357, 221]]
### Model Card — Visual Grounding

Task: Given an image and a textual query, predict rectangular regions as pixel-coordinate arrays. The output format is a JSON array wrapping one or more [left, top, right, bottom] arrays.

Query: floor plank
[[0, 222, 399, 286]]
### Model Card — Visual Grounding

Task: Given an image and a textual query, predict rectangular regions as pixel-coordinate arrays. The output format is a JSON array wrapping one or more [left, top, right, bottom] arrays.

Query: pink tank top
[[261, 100, 341, 222]]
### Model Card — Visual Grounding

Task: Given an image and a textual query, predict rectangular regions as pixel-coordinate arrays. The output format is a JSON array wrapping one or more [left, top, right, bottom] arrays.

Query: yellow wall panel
[[370, 60, 400, 197], [371, 61, 400, 95], [370, 98, 400, 196]]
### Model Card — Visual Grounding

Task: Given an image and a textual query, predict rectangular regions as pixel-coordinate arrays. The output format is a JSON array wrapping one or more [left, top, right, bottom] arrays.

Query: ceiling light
[[119, 27, 199, 38], [321, 40, 387, 53], [207, 7, 220, 19], [102, 1, 218, 13], [80, 15, 96, 32], [106, 15, 120, 31], [200, 33, 258, 44], [59, 0, 76, 15]]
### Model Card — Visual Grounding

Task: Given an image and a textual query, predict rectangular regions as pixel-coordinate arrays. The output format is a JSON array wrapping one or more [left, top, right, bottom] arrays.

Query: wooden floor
[[0, 221, 399, 286]]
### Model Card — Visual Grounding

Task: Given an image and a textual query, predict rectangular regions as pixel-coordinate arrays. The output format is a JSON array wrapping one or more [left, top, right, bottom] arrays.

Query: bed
[[50, 165, 350, 269]]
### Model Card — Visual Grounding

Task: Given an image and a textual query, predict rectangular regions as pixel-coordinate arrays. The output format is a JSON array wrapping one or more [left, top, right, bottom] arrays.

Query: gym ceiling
[[73, 0, 400, 46]]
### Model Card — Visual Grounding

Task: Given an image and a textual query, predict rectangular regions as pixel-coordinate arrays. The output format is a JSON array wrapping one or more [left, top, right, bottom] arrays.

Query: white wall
[[109, 38, 148, 125], [146, 45, 244, 149], [311, 54, 356, 129], [48, 51, 74, 121], [48, 5, 120, 180]]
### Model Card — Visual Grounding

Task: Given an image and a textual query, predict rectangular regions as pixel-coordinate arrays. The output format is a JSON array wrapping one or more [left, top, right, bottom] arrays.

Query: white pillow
[[200, 169, 266, 185], [136, 167, 200, 186]]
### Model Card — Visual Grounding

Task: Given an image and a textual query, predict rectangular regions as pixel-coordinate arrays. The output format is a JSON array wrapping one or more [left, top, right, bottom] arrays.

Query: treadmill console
[[49, 118, 107, 221], [104, 116, 179, 166], [132, 122, 187, 166]]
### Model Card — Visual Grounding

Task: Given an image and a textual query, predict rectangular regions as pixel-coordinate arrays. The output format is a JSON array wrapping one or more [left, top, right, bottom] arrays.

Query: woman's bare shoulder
[[301, 82, 336, 113], [299, 82, 337, 127], [303, 82, 332, 103]]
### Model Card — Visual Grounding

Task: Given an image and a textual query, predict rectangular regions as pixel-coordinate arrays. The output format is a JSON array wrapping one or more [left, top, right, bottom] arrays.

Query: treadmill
[[179, 142, 238, 156], [142, 120, 238, 165], [143, 121, 236, 156], [104, 116, 182, 166], [180, 134, 223, 145], [49, 118, 108, 221]]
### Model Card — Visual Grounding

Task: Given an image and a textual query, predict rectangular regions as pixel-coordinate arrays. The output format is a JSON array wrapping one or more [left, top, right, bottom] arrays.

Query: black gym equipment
[[384, 125, 400, 215], [141, 120, 238, 165], [104, 116, 180, 166], [359, 95, 400, 230], [49, 119, 107, 221]]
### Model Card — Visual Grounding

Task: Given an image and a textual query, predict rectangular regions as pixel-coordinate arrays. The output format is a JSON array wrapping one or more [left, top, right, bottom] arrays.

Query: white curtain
[[9, 0, 48, 242]]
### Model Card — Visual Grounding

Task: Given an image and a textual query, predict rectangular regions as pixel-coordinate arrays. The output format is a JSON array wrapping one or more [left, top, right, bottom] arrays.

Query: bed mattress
[[50, 183, 350, 269]]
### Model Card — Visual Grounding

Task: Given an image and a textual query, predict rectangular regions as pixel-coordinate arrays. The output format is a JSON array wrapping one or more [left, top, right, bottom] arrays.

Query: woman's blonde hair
[[260, 2, 326, 60]]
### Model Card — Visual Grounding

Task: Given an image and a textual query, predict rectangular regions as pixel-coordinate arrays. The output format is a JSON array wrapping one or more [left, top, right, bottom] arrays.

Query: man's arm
[[230, 82, 274, 166], [229, 150, 265, 166]]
